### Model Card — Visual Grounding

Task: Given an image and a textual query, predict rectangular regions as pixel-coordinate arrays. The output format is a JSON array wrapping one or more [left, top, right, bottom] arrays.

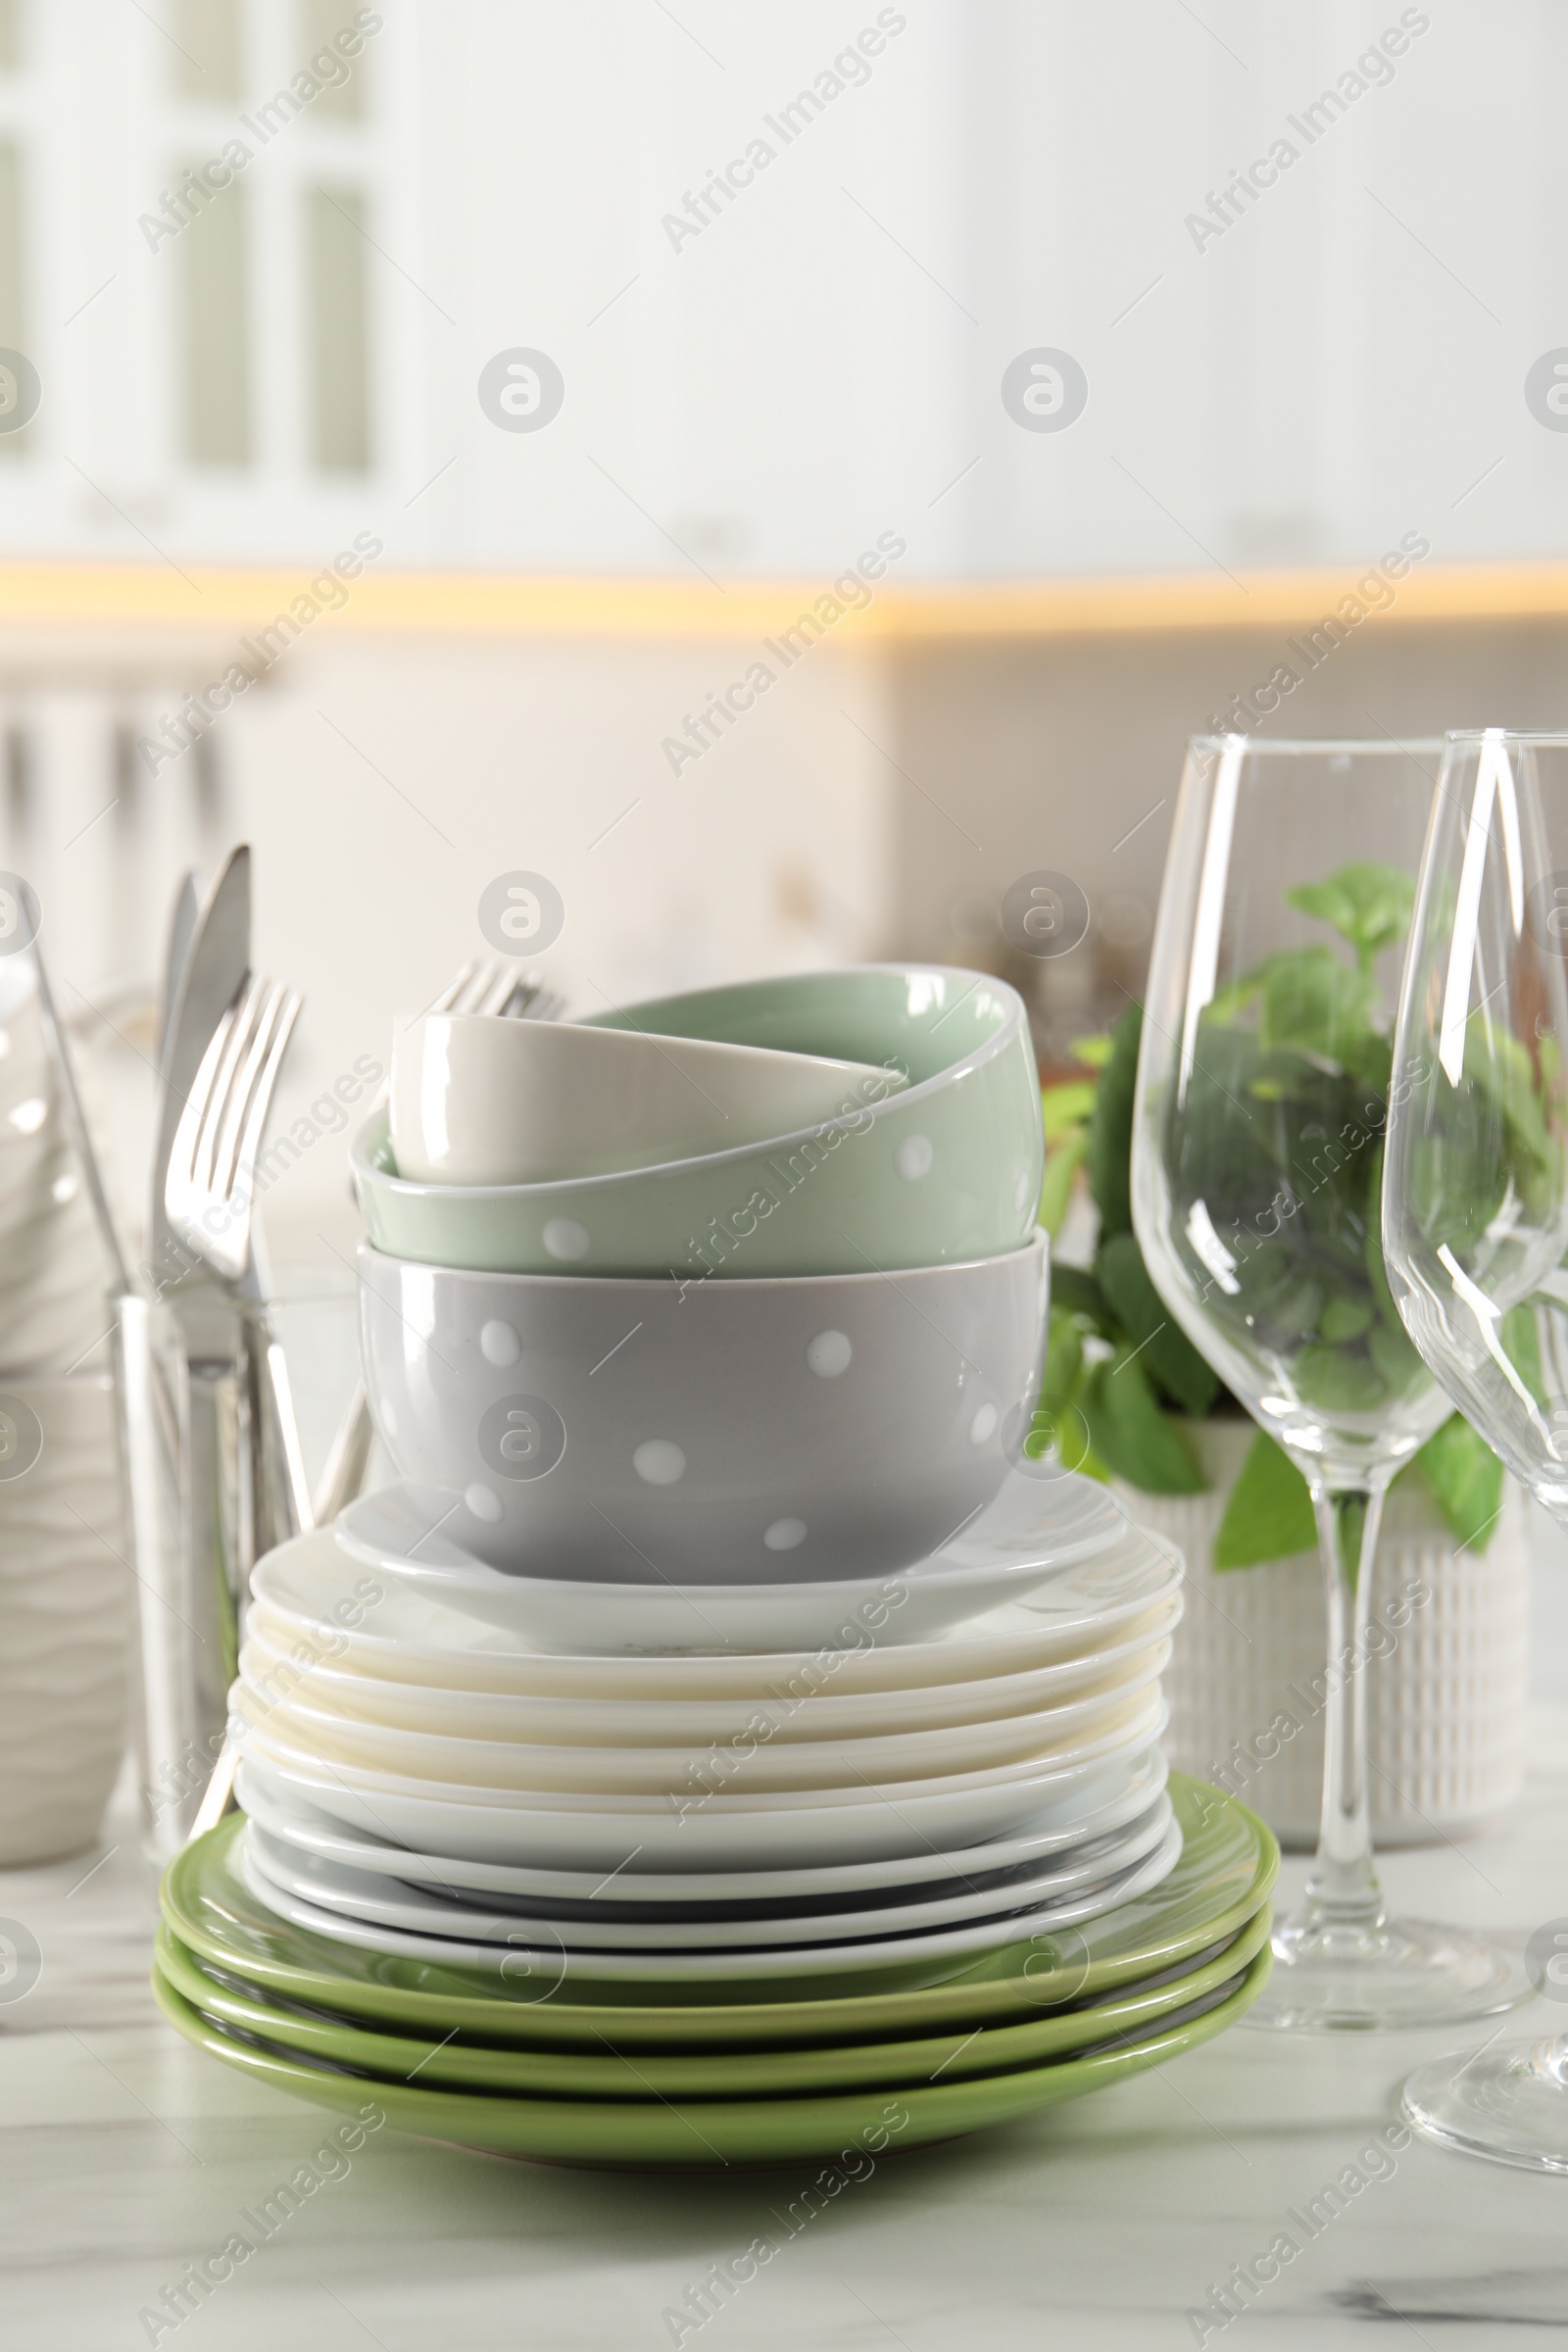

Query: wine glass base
[[1244, 1914, 1530, 2034], [1403, 2037, 1568, 2172]]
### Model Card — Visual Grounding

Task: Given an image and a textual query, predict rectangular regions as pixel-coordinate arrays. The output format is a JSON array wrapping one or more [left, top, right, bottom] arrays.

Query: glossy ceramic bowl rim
[[353, 962, 1029, 1202], [355, 1231, 1046, 1300]]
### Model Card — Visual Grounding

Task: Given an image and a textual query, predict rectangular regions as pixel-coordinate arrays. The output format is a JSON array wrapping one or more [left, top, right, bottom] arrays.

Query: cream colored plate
[[230, 1648, 1168, 1794], [250, 1520, 1182, 1699], [229, 1692, 1167, 1870]]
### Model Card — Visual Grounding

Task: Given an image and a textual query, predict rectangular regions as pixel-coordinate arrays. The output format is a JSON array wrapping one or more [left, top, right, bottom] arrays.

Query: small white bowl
[[390, 1013, 906, 1187]]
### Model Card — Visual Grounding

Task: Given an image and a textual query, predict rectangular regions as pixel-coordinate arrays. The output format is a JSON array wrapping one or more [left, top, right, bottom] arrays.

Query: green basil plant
[[1034, 861, 1505, 1567]]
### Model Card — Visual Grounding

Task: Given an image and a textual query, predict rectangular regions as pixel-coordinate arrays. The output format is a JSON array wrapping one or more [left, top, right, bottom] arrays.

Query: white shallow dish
[[235, 1746, 1170, 1905], [230, 1653, 1167, 1796], [238, 1612, 1173, 1744], [231, 1693, 1167, 1869], [249, 1516, 1179, 1696], [244, 1796, 1177, 1951], [239, 1815, 1185, 1983], [333, 1465, 1135, 1652]]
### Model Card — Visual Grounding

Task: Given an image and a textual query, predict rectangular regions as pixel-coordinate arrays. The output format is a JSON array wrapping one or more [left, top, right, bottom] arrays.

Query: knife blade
[[152, 847, 250, 1290], [157, 869, 200, 1078]]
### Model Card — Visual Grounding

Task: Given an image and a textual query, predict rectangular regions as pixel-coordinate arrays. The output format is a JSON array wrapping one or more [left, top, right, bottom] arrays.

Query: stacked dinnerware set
[[155, 965, 1277, 2167]]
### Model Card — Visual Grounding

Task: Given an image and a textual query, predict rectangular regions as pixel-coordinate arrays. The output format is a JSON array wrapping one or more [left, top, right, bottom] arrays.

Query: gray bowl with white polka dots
[[357, 1233, 1049, 1585]]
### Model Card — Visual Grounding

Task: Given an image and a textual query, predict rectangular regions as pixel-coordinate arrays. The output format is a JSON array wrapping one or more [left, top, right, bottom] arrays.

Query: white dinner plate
[[249, 1523, 1182, 1698], [230, 1650, 1168, 1795], [230, 1692, 1167, 1868], [238, 1609, 1175, 1745], [235, 1744, 1170, 1905], [238, 1814, 1185, 1984], [244, 1795, 1177, 1950], [333, 1467, 1136, 1652]]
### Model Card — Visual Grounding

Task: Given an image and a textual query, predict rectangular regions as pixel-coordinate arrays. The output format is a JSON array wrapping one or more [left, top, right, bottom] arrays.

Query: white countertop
[[5, 1533, 1568, 2352]]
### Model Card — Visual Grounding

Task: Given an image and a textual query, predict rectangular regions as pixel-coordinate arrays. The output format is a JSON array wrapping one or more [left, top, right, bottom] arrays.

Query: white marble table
[[5, 1547, 1568, 2352]]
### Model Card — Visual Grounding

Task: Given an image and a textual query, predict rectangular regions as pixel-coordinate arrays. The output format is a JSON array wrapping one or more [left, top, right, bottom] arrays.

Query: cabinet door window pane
[[299, 0, 365, 118], [182, 172, 250, 464], [175, 0, 243, 103], [307, 184, 369, 470]]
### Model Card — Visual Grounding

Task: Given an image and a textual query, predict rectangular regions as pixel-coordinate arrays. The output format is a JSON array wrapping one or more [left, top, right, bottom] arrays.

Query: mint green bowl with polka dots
[[350, 966, 1043, 1278]]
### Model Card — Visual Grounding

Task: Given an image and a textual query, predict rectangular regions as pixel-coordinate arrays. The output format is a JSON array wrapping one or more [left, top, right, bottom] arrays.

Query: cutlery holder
[[121, 1292, 250, 1857]]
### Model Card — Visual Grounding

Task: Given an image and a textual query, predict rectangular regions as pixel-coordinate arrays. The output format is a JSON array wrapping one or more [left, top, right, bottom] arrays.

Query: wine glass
[[1133, 736, 1527, 2031], [1383, 726, 1568, 2162]]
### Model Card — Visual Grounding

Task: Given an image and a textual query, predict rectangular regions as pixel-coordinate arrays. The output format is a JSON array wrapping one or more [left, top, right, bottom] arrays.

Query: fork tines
[[432, 958, 564, 1022], [166, 972, 303, 1282]]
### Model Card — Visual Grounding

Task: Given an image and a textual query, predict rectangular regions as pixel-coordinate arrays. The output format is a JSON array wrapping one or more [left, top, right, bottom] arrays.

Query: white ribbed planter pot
[[1115, 1418, 1529, 1850], [0, 1376, 131, 1867]]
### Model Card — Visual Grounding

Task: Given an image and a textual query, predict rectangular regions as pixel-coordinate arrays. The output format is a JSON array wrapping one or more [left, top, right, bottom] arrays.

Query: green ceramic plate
[[352, 967, 1043, 1277], [160, 1776, 1276, 2050], [151, 1945, 1270, 2169], [155, 1900, 1272, 2097]]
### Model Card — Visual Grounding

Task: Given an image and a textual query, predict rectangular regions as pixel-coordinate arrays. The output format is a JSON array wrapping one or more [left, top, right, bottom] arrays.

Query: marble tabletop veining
[[5, 1539, 1568, 2352]]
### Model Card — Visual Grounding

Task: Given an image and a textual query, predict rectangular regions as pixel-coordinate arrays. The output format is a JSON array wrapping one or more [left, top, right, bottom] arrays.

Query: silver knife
[[152, 849, 250, 1288], [147, 854, 253, 1843], [158, 871, 200, 1078]]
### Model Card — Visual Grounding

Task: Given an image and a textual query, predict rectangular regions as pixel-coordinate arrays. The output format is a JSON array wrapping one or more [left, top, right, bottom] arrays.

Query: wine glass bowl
[[1135, 741, 1449, 1489], [1384, 727, 1568, 2162], [1384, 732, 1568, 1513], [1134, 735, 1527, 2032]]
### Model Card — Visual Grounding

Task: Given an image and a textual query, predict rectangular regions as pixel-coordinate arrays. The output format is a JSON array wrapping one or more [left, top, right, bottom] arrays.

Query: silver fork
[[170, 964, 310, 1533], [166, 974, 303, 1285], [172, 975, 306, 1843], [167, 970, 311, 1535], [423, 956, 565, 1023]]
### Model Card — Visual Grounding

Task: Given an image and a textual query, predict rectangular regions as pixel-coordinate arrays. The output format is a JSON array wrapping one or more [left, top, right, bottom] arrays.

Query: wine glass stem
[[1303, 1483, 1387, 1933]]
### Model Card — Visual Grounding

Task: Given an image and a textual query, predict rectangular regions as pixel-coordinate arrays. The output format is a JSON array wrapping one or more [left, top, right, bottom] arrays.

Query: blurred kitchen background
[[2, 0, 1567, 1269]]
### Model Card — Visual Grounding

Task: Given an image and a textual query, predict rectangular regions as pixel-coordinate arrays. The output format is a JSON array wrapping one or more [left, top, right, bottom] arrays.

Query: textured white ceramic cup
[[1114, 1418, 1528, 1848], [0, 962, 113, 1374], [0, 1375, 131, 1866], [390, 1013, 907, 1187]]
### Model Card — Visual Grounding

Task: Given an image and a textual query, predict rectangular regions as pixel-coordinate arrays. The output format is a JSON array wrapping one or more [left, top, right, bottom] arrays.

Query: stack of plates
[[156, 1469, 1278, 2166], [155, 1779, 1275, 2167]]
